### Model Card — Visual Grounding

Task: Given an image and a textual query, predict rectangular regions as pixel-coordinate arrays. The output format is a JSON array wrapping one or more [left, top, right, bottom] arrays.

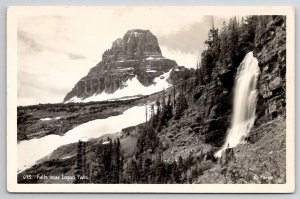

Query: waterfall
[[215, 52, 260, 157]]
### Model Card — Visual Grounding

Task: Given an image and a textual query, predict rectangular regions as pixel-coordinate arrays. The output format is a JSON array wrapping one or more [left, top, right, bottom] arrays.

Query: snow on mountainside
[[66, 69, 172, 103], [64, 29, 188, 103]]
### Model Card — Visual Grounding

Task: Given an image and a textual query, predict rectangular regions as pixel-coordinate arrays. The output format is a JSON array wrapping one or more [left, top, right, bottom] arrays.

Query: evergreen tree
[[171, 160, 181, 183], [174, 93, 188, 120], [74, 140, 88, 184], [173, 85, 176, 108], [156, 99, 161, 114], [145, 104, 148, 122], [162, 88, 166, 107]]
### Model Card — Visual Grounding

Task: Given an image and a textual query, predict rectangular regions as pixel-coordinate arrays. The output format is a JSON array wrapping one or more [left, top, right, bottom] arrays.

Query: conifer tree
[[173, 85, 176, 108], [74, 140, 88, 184], [156, 99, 161, 114], [174, 92, 188, 120], [145, 104, 148, 122]]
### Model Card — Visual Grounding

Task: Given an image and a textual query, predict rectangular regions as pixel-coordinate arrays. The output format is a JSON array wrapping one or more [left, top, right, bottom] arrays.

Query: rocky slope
[[64, 29, 180, 102]]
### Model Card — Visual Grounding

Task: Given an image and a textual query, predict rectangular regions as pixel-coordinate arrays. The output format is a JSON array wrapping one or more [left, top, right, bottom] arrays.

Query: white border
[[7, 6, 295, 193]]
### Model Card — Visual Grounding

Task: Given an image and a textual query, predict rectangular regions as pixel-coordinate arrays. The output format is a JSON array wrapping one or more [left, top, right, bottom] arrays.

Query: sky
[[17, 7, 231, 106]]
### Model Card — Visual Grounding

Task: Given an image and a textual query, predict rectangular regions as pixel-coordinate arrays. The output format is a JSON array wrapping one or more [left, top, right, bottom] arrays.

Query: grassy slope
[[158, 106, 213, 162], [195, 116, 286, 184]]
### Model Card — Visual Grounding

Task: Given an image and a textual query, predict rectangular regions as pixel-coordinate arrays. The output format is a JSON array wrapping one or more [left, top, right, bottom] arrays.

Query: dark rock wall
[[193, 76, 233, 147], [254, 16, 286, 126]]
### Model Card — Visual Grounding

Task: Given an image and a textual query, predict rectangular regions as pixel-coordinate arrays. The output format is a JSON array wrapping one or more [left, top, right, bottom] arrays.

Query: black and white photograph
[[7, 6, 295, 193]]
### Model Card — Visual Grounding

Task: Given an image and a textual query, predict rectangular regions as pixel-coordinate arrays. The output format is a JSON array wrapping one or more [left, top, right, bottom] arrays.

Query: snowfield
[[66, 69, 172, 103], [18, 105, 148, 173]]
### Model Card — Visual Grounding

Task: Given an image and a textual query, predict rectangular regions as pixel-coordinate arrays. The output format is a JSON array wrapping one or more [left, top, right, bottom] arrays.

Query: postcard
[[7, 6, 295, 193]]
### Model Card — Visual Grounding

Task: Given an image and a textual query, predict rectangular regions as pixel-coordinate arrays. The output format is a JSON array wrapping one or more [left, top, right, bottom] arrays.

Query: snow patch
[[62, 155, 72, 160], [133, 32, 141, 37], [40, 118, 52, 121], [146, 56, 154, 60], [145, 56, 164, 61], [40, 117, 61, 121], [66, 96, 82, 103], [117, 67, 134, 71], [102, 141, 110, 145], [146, 70, 157, 73], [67, 69, 172, 103]]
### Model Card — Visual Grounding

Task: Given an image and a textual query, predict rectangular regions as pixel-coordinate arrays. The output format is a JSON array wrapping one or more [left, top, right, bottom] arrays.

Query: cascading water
[[215, 52, 260, 157]]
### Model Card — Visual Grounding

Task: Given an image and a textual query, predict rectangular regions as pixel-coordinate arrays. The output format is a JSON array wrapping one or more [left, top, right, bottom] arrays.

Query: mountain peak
[[103, 29, 162, 62], [64, 29, 181, 103], [126, 29, 150, 33]]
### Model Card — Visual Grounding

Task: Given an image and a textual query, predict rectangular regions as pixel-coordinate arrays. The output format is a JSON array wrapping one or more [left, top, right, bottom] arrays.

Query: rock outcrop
[[64, 29, 179, 102], [254, 16, 286, 125], [192, 64, 235, 147], [167, 66, 192, 84]]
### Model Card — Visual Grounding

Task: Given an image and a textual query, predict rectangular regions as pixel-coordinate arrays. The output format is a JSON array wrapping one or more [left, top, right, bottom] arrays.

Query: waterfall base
[[215, 117, 255, 157]]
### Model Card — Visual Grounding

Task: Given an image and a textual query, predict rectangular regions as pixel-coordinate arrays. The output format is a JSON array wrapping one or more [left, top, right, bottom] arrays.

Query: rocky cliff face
[[192, 72, 233, 147], [254, 16, 286, 125], [64, 29, 179, 102]]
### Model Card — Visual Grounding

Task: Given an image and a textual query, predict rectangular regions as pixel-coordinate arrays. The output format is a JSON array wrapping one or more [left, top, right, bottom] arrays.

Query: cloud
[[160, 46, 198, 69], [68, 53, 86, 60], [18, 30, 42, 52], [18, 29, 86, 61], [158, 16, 230, 57], [18, 71, 69, 103]]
